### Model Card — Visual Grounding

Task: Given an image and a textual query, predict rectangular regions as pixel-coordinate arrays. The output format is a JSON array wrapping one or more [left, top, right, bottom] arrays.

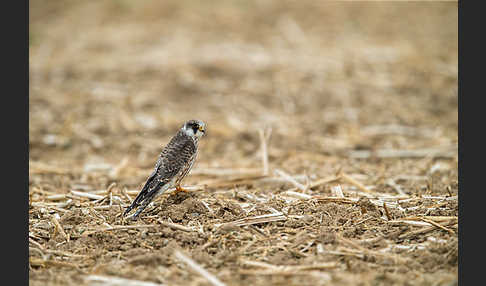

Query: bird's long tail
[[130, 198, 152, 220], [123, 179, 161, 218], [124, 193, 155, 220], [123, 202, 137, 217], [123, 182, 152, 217]]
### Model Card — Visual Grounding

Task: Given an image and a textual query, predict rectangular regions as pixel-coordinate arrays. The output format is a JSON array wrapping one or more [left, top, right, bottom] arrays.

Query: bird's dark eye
[[192, 125, 199, 134]]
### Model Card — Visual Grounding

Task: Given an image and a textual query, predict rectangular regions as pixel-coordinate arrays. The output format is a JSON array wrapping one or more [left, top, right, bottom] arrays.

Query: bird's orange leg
[[173, 184, 189, 195]]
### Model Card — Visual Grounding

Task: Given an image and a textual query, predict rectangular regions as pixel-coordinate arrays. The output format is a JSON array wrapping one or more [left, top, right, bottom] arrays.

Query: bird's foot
[[173, 185, 189, 195]]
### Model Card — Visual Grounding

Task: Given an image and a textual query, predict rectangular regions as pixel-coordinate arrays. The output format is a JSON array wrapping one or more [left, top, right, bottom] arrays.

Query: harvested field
[[29, 1, 458, 285]]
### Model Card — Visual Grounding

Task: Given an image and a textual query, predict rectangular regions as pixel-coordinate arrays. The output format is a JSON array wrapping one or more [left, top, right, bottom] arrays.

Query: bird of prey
[[123, 119, 206, 220]]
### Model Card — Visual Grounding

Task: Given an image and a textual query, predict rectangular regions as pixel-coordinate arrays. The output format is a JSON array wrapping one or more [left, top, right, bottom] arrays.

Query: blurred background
[[29, 0, 457, 195]]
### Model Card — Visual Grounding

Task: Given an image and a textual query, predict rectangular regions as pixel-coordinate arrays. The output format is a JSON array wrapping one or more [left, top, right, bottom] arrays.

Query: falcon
[[123, 119, 206, 220]]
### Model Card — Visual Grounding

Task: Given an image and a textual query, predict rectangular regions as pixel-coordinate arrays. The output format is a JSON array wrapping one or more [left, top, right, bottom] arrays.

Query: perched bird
[[124, 119, 206, 220]]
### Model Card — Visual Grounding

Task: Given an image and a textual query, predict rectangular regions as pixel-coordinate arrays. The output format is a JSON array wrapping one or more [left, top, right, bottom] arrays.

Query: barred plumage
[[124, 119, 206, 219]]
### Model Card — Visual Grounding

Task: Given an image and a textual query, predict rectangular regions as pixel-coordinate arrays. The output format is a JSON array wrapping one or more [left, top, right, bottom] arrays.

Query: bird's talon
[[173, 185, 188, 195]]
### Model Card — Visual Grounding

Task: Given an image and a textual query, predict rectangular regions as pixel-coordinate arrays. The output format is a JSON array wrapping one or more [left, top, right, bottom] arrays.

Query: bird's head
[[182, 119, 206, 138]]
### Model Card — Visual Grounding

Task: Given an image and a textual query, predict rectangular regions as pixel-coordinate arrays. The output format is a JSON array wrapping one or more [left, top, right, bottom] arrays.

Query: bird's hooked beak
[[198, 125, 205, 133]]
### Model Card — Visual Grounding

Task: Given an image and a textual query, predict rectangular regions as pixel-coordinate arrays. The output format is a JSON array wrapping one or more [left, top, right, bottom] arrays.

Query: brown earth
[[29, 1, 458, 285]]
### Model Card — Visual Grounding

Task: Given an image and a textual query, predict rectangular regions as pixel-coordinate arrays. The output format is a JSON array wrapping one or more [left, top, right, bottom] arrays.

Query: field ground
[[29, 1, 458, 285]]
